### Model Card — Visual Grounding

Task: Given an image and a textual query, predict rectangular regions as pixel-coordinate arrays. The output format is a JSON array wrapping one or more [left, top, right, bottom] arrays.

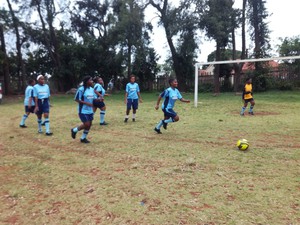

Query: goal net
[[194, 55, 300, 107]]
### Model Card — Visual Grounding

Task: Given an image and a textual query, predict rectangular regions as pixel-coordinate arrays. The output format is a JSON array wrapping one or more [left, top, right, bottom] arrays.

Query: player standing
[[124, 75, 142, 122], [154, 78, 190, 134], [19, 79, 36, 128], [93, 77, 108, 125], [71, 76, 96, 143], [33, 75, 53, 135], [240, 77, 255, 116]]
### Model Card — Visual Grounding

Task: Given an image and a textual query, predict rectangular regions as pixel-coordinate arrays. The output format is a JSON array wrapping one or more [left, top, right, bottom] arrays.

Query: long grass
[[0, 91, 299, 224]]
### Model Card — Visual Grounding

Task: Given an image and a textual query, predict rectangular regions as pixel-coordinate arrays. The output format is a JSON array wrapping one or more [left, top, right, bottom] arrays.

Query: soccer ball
[[236, 139, 249, 151]]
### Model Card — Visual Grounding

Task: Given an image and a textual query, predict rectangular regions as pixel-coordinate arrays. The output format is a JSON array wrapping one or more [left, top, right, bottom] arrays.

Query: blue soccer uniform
[[93, 83, 107, 125], [126, 82, 140, 110], [160, 87, 182, 119], [19, 85, 35, 127], [33, 82, 51, 134]]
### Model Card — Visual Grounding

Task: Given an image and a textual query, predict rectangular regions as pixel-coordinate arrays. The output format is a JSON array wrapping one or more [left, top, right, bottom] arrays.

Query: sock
[[240, 107, 246, 114], [44, 118, 50, 133], [249, 106, 254, 113], [100, 111, 106, 123], [73, 127, 78, 133], [164, 117, 174, 124], [125, 115, 129, 119], [81, 130, 89, 140], [37, 119, 42, 132], [20, 114, 28, 125], [132, 114, 136, 119], [156, 120, 163, 129]]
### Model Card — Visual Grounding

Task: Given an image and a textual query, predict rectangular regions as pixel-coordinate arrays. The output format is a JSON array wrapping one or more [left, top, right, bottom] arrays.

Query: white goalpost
[[194, 55, 300, 107]]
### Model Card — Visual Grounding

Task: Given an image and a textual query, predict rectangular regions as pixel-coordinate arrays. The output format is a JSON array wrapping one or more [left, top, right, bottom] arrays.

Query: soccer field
[[0, 91, 299, 224]]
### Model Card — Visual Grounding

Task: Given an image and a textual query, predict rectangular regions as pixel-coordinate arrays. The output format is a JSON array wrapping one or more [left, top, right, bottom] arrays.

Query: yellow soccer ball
[[236, 139, 249, 151]]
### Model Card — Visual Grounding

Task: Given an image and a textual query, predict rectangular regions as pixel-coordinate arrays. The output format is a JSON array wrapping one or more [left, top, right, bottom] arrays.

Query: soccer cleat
[[124, 118, 128, 123], [154, 127, 162, 134], [41, 121, 46, 126], [71, 128, 76, 139], [80, 138, 90, 143], [240, 112, 245, 116], [19, 124, 27, 128], [45, 132, 53, 136], [132, 118, 135, 122], [162, 120, 167, 130], [38, 130, 43, 134], [100, 122, 108, 125], [248, 112, 254, 115]]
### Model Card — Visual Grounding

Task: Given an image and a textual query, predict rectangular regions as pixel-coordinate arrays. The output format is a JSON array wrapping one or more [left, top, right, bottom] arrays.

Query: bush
[[198, 83, 214, 93]]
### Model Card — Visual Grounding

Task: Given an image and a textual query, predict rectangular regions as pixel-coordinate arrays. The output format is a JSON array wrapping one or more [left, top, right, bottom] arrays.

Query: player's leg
[[43, 100, 52, 135], [249, 99, 255, 115], [100, 103, 107, 125], [20, 106, 32, 128], [80, 114, 93, 143], [240, 101, 248, 116], [132, 100, 138, 122], [124, 100, 131, 122]]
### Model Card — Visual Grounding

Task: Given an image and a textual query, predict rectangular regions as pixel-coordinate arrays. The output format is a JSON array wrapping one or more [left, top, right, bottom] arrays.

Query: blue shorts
[[127, 99, 138, 110], [244, 98, 254, 103], [36, 99, 49, 114], [93, 99, 105, 108], [163, 108, 177, 119], [25, 106, 35, 113], [79, 113, 94, 123]]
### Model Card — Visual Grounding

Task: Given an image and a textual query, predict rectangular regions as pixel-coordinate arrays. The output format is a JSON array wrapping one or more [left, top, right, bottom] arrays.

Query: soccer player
[[33, 75, 53, 135], [240, 77, 255, 116], [71, 76, 97, 143], [154, 78, 190, 134], [124, 75, 142, 122], [93, 77, 108, 125], [19, 79, 36, 128]]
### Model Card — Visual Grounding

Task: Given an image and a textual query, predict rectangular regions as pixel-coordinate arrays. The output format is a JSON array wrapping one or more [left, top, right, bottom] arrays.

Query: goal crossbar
[[194, 55, 300, 107]]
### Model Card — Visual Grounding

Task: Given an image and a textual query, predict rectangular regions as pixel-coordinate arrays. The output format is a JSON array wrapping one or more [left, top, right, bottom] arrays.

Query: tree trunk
[[0, 24, 11, 95], [7, 0, 26, 91]]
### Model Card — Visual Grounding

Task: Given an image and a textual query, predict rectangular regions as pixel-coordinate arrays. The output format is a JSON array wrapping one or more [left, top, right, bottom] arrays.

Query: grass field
[[0, 91, 299, 225]]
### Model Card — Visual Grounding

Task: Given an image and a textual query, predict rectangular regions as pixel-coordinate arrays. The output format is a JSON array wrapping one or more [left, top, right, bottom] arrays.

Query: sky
[[145, 0, 300, 63]]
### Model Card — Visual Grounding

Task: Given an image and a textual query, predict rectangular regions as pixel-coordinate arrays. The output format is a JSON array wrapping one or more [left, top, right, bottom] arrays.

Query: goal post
[[194, 55, 300, 107]]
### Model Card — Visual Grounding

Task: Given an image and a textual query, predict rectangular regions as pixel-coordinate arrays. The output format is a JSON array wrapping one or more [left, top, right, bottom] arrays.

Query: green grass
[[0, 91, 299, 224]]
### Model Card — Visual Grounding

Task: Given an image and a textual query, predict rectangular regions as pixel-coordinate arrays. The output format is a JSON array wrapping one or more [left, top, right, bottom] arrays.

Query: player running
[[33, 75, 52, 135], [240, 77, 255, 116], [154, 78, 190, 134], [124, 75, 142, 122], [93, 77, 108, 125], [71, 76, 97, 143], [19, 79, 36, 128]]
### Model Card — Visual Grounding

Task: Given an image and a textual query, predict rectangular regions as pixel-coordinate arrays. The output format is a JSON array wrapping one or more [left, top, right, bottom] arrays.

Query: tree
[[0, 10, 11, 94], [6, 0, 27, 90], [200, 0, 237, 94], [149, 0, 200, 91]]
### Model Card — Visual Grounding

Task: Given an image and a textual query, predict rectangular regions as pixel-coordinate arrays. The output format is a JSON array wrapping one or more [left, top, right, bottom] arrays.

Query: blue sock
[[100, 111, 106, 123], [240, 107, 246, 114], [156, 120, 163, 129], [73, 127, 78, 133], [164, 118, 174, 124], [249, 106, 254, 113], [37, 119, 42, 132], [81, 130, 89, 140], [44, 118, 50, 133], [20, 114, 28, 125]]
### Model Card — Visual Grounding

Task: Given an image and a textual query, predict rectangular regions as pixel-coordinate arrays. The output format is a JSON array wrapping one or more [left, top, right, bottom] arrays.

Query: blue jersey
[[24, 85, 35, 106], [33, 84, 50, 99], [161, 87, 182, 110], [94, 83, 105, 98], [126, 82, 140, 99], [75, 86, 95, 114]]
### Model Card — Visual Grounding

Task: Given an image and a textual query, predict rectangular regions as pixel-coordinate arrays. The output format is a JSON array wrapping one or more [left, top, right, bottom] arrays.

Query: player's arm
[[138, 92, 143, 103], [124, 92, 128, 104], [33, 88, 39, 113], [155, 95, 162, 110], [180, 98, 190, 103]]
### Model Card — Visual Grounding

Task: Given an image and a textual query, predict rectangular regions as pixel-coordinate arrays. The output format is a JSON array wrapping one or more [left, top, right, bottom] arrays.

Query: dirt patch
[[231, 111, 280, 116]]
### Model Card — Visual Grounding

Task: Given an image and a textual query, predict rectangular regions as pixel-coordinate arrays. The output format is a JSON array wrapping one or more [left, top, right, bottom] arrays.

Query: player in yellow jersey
[[240, 78, 255, 116]]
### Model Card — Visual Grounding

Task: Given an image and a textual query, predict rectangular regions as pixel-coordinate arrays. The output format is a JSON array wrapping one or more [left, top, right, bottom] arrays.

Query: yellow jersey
[[243, 84, 253, 100]]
